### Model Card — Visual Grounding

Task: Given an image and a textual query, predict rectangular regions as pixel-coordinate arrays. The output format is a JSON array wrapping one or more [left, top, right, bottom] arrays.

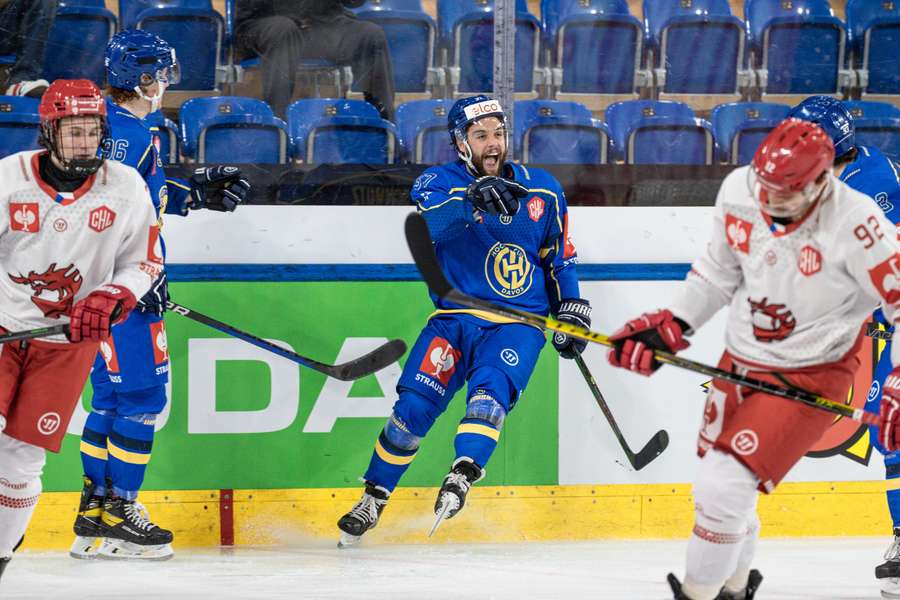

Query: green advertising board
[[43, 282, 559, 492]]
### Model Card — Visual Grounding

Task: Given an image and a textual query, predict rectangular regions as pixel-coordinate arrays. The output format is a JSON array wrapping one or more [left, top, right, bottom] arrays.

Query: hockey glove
[[69, 285, 136, 343], [552, 299, 591, 359], [136, 270, 169, 317], [188, 166, 250, 212], [607, 310, 690, 376], [879, 369, 900, 452], [466, 176, 528, 217]]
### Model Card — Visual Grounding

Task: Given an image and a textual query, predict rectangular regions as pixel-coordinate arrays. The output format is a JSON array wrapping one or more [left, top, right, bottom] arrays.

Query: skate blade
[[337, 532, 362, 549], [428, 498, 454, 538], [97, 539, 174, 561], [69, 536, 102, 560]]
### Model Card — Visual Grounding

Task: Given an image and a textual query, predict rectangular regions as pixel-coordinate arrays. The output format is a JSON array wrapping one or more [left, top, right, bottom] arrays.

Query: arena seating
[[180, 96, 289, 163], [0, 97, 41, 159], [44, 1, 117, 85], [287, 98, 397, 164], [710, 101, 790, 164], [395, 99, 455, 164], [845, 100, 900, 157], [846, 0, 900, 97], [514, 99, 608, 164], [605, 100, 713, 165]]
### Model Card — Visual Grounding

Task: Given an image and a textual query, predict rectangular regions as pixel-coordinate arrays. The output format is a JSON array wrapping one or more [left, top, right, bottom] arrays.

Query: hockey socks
[[80, 409, 115, 496], [108, 413, 156, 500], [454, 418, 500, 467], [886, 453, 900, 528], [363, 431, 417, 492], [0, 435, 44, 558]]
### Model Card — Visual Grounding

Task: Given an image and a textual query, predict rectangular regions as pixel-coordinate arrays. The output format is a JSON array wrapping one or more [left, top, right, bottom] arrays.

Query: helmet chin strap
[[135, 82, 167, 113], [457, 138, 479, 176]]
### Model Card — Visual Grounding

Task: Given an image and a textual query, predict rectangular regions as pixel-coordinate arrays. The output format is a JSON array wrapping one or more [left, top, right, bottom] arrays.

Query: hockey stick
[[165, 301, 407, 381], [0, 324, 68, 344], [404, 212, 879, 426], [574, 354, 669, 470], [867, 322, 893, 341]]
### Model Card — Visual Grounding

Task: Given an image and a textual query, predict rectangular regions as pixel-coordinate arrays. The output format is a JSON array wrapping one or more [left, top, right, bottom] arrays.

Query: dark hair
[[834, 146, 858, 168], [107, 86, 137, 105]]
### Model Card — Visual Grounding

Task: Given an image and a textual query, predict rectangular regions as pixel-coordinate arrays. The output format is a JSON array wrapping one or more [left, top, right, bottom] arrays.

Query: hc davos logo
[[485, 242, 533, 298]]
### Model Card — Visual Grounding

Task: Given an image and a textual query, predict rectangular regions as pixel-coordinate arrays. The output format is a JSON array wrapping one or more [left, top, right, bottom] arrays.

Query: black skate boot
[[337, 482, 390, 548], [716, 570, 763, 599], [430, 458, 484, 536], [70, 476, 105, 559], [667, 573, 690, 599], [878, 528, 900, 599], [99, 497, 174, 560]]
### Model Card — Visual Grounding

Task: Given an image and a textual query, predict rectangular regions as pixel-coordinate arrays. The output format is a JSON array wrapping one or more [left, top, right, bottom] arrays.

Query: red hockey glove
[[879, 369, 900, 452], [68, 285, 136, 343], [607, 309, 690, 376]]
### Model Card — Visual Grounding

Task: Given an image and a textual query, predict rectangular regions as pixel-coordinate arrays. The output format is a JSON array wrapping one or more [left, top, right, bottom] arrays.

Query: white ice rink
[[0, 538, 887, 599]]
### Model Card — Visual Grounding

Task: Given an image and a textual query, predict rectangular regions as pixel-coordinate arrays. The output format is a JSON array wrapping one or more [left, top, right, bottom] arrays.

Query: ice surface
[[1, 538, 885, 599]]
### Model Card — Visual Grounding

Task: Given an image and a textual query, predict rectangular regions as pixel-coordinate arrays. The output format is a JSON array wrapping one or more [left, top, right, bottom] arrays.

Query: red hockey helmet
[[38, 79, 108, 177], [749, 118, 835, 218]]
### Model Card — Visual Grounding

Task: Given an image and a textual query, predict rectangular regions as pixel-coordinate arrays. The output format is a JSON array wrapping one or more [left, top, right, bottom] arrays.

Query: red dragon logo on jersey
[[748, 297, 796, 342], [8, 263, 83, 318]]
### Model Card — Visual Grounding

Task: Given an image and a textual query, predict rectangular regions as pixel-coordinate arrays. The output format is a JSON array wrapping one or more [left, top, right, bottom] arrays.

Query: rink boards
[[29, 206, 891, 548]]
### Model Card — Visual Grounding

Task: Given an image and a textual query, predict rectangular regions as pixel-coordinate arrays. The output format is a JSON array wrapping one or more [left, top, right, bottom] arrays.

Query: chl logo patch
[[798, 245, 822, 276], [37, 412, 61, 436], [9, 202, 39, 233], [527, 196, 545, 222], [485, 242, 533, 298], [418, 337, 461, 385], [724, 214, 751, 253], [731, 429, 759, 456], [89, 205, 116, 233]]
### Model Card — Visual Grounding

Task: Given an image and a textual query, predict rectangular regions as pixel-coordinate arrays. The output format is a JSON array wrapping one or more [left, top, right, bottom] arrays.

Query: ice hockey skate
[[877, 529, 900, 598], [70, 477, 105, 559], [429, 458, 484, 537], [337, 482, 390, 548], [667, 570, 762, 599], [98, 498, 173, 560]]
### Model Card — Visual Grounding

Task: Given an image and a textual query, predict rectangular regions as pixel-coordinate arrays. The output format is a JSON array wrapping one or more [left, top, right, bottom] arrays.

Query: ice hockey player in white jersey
[[606, 118, 900, 600], [0, 79, 157, 582]]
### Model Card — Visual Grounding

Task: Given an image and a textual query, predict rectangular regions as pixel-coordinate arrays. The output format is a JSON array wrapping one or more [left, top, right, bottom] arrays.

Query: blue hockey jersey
[[412, 160, 580, 321], [101, 98, 191, 222]]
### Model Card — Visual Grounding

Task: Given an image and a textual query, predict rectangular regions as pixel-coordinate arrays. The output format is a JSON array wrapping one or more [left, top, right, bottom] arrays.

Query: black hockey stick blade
[[167, 301, 406, 381], [405, 212, 453, 299], [574, 354, 668, 471], [629, 429, 669, 471], [0, 323, 68, 344]]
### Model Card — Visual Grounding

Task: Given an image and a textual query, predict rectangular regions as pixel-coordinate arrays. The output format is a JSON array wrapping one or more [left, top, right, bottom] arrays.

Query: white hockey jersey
[[669, 165, 900, 370], [0, 150, 159, 342]]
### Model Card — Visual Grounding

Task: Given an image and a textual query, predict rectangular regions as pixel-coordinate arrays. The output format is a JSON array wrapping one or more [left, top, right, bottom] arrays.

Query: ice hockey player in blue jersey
[[788, 95, 900, 598], [70, 30, 251, 561], [336, 95, 590, 547]]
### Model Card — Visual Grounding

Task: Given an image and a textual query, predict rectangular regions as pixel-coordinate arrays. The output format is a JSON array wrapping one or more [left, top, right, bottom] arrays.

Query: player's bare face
[[463, 117, 507, 176], [55, 116, 103, 164]]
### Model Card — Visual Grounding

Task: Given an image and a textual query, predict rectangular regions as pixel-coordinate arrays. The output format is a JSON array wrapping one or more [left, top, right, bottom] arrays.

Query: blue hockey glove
[[136, 271, 169, 317], [188, 166, 250, 212], [553, 299, 591, 359], [466, 176, 528, 216]]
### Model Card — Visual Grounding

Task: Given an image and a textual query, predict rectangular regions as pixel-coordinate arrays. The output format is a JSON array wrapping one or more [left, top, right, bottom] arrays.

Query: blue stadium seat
[[514, 100, 608, 164], [0, 97, 40, 159], [548, 1, 648, 102], [710, 102, 790, 164], [846, 0, 900, 96], [43, 2, 117, 85], [605, 100, 713, 164], [355, 1, 440, 94], [644, 0, 748, 98], [287, 99, 398, 164], [179, 97, 288, 163], [145, 110, 180, 165], [438, 0, 530, 48], [744, 0, 849, 97], [130, 0, 225, 90], [395, 99, 455, 164], [845, 100, 900, 157]]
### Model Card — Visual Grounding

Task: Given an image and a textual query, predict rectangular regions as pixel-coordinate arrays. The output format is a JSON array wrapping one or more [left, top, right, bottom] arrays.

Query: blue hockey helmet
[[447, 95, 507, 172], [786, 96, 855, 158], [105, 29, 180, 91]]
